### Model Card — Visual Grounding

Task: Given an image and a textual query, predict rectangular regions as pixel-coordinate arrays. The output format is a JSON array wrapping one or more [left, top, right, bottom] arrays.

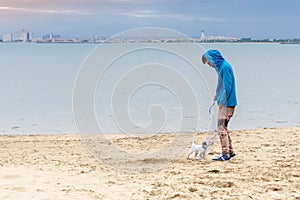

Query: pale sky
[[1, 0, 299, 39]]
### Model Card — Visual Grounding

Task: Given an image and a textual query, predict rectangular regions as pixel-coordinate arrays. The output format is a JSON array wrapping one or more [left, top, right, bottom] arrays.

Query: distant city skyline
[[1, 0, 300, 39]]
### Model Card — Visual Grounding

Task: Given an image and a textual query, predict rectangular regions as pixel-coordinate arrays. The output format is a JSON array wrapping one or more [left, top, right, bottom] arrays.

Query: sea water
[[0, 42, 299, 135]]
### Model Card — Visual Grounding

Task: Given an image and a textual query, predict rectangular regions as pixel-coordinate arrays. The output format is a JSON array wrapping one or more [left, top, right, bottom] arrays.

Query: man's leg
[[225, 107, 235, 155], [218, 106, 230, 156], [228, 133, 234, 155], [218, 106, 235, 156]]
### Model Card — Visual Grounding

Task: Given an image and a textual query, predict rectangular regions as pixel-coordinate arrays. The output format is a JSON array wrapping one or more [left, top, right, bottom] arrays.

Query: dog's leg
[[199, 148, 205, 161], [195, 154, 199, 160], [187, 151, 191, 160]]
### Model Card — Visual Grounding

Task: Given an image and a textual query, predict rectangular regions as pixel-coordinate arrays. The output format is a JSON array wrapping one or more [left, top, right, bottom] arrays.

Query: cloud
[[115, 9, 183, 18], [0, 0, 150, 16], [0, 0, 149, 8], [194, 17, 222, 22], [0, 6, 91, 15]]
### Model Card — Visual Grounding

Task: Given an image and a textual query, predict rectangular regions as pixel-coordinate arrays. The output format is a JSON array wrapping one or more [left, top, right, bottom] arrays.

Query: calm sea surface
[[1, 43, 300, 135]]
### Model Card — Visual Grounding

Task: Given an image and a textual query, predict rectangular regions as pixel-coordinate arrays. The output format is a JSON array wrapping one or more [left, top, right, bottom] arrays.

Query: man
[[202, 50, 237, 161]]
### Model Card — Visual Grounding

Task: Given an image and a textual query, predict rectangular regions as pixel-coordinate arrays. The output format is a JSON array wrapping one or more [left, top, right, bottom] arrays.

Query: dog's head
[[202, 141, 214, 149]]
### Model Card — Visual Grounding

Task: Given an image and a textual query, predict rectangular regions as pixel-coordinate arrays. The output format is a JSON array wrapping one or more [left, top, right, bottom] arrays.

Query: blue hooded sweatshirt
[[203, 50, 237, 107]]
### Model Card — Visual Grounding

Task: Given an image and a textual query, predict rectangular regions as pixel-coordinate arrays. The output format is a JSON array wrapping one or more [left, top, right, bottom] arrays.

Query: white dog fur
[[187, 142, 205, 160], [187, 140, 214, 160]]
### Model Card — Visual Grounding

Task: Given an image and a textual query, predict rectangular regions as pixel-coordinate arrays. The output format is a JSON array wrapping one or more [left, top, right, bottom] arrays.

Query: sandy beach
[[0, 127, 299, 200]]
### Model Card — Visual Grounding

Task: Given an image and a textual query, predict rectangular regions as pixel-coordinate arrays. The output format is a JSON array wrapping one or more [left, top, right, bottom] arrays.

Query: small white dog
[[187, 141, 214, 160], [187, 142, 204, 160]]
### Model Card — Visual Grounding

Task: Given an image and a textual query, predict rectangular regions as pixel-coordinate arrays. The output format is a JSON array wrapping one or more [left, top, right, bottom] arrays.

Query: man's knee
[[218, 131, 228, 138], [218, 118, 226, 127]]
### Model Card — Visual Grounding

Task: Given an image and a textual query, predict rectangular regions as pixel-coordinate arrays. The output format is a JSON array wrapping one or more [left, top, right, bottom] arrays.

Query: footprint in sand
[[12, 187, 26, 192], [2, 174, 22, 180], [2, 174, 26, 192]]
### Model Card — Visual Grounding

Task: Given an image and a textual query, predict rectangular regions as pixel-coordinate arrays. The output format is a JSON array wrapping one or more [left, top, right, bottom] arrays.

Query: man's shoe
[[212, 154, 230, 161], [230, 153, 236, 159]]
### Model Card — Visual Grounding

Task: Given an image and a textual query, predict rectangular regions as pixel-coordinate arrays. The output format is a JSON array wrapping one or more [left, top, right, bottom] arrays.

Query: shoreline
[[1, 125, 299, 137], [1, 126, 299, 199]]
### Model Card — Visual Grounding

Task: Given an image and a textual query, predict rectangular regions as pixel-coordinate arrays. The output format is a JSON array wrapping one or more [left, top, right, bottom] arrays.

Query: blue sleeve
[[216, 76, 225, 105], [223, 67, 233, 101], [217, 67, 233, 105]]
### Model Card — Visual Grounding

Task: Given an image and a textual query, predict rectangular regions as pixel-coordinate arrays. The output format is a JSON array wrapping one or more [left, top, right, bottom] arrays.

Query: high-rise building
[[2, 33, 13, 42], [3, 29, 33, 42]]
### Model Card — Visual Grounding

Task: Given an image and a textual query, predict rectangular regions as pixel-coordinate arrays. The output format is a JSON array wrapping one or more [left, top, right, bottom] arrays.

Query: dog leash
[[191, 100, 216, 145], [209, 100, 215, 115], [198, 100, 217, 160]]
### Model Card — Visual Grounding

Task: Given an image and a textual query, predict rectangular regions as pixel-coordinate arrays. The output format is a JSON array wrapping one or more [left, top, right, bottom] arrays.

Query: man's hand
[[213, 95, 217, 101]]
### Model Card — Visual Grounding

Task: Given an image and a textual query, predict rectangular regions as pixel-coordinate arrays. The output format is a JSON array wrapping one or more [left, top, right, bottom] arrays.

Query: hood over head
[[203, 50, 225, 70]]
